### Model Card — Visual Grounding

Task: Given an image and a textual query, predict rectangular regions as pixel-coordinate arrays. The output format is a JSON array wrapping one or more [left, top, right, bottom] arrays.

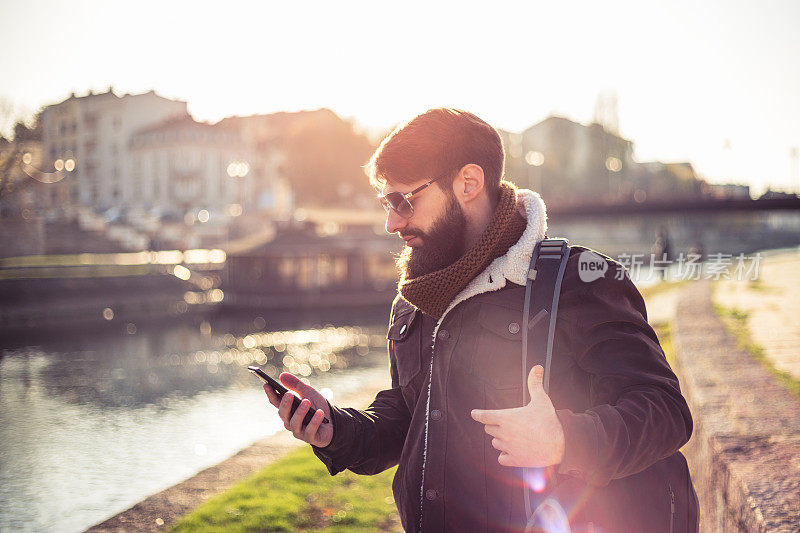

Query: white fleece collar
[[434, 188, 548, 329]]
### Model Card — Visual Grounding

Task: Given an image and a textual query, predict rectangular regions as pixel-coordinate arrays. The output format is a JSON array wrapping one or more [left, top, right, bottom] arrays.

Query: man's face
[[382, 179, 468, 278]]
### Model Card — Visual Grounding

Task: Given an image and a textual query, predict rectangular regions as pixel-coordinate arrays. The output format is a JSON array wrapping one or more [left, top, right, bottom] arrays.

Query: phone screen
[[248, 365, 288, 395]]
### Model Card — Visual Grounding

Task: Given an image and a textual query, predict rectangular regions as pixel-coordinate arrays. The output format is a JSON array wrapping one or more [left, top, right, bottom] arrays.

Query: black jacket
[[313, 245, 698, 532]]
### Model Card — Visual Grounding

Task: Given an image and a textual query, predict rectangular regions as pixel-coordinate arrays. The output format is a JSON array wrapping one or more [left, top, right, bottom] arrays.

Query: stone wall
[[672, 280, 800, 532]]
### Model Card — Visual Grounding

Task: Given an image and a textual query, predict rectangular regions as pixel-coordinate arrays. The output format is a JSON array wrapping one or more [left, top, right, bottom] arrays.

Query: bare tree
[[0, 97, 42, 204]]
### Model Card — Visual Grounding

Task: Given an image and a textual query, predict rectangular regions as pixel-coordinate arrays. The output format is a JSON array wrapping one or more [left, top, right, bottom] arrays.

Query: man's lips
[[401, 234, 420, 245]]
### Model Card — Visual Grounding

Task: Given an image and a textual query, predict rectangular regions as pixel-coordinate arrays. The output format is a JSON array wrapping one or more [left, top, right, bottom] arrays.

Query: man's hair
[[366, 108, 505, 204]]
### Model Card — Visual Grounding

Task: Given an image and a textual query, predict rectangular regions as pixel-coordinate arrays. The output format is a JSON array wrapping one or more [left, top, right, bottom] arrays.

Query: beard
[[397, 194, 468, 279]]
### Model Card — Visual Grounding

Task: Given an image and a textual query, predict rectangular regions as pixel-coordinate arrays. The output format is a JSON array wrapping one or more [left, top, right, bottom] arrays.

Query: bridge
[[548, 196, 800, 219]]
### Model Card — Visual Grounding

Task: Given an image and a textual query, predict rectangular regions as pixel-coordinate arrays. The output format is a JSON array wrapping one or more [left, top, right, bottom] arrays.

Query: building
[[129, 114, 259, 215], [502, 116, 636, 201], [501, 116, 707, 203], [40, 88, 188, 210], [704, 182, 751, 200], [41, 89, 292, 220], [223, 219, 400, 310]]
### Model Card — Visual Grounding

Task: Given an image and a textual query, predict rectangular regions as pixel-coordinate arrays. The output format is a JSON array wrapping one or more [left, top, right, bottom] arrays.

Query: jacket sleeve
[[311, 344, 412, 476], [553, 252, 693, 487]]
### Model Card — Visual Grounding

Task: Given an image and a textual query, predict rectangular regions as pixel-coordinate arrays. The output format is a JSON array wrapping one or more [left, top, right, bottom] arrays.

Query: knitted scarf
[[399, 181, 527, 319]]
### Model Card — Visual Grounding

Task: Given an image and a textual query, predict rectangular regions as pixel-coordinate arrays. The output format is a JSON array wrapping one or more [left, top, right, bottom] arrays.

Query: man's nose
[[385, 209, 407, 234]]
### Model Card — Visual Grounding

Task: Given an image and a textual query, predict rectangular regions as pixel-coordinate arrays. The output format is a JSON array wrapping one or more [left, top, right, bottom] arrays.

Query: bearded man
[[263, 108, 698, 532]]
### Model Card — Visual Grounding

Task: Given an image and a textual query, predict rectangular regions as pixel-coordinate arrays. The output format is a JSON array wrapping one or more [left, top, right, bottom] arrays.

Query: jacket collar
[[434, 188, 548, 329]]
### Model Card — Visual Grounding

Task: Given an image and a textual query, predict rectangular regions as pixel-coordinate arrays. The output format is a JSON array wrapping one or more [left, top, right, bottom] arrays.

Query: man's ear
[[453, 164, 485, 202]]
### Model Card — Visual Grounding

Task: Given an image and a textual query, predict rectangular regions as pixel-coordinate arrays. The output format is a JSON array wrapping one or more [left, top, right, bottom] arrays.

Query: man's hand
[[263, 372, 333, 448], [470, 365, 565, 467]]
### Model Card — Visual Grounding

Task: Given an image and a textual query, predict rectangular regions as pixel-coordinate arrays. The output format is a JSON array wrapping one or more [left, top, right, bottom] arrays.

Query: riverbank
[[86, 365, 391, 532]]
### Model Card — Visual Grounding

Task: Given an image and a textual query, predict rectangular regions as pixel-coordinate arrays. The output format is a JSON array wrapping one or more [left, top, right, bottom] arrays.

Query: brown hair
[[366, 108, 505, 203]]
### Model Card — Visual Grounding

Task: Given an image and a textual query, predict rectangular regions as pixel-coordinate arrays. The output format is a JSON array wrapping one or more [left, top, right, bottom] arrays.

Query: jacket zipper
[[418, 334, 437, 531], [669, 484, 675, 533]]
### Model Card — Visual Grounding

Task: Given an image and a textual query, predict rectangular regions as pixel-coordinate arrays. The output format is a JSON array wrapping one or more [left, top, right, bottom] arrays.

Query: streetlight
[[605, 156, 622, 172], [19, 151, 76, 184], [226, 160, 250, 244], [226, 160, 249, 178], [605, 156, 622, 200], [226, 160, 250, 209]]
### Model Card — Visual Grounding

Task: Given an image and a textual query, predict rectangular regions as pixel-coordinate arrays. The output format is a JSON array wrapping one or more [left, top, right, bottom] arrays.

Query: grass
[[711, 288, 800, 400], [638, 279, 686, 301], [652, 321, 675, 368], [638, 278, 682, 367], [169, 446, 399, 533]]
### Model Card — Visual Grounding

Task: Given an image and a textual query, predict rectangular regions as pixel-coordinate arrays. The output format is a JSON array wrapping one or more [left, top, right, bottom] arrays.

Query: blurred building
[[129, 114, 275, 215], [704, 182, 752, 199], [35, 89, 294, 251], [501, 116, 706, 204], [40, 88, 188, 211], [502, 116, 636, 201]]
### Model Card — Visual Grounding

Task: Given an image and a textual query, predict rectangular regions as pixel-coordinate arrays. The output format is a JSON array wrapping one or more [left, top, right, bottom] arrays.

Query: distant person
[[652, 227, 673, 280], [688, 242, 704, 262], [263, 109, 698, 532]]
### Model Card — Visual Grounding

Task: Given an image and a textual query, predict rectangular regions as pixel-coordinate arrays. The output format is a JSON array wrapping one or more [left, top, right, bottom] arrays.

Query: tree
[[281, 109, 376, 207], [0, 98, 42, 205]]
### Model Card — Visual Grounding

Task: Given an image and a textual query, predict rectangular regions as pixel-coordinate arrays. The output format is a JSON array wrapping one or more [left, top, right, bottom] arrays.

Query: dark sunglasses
[[378, 174, 445, 219]]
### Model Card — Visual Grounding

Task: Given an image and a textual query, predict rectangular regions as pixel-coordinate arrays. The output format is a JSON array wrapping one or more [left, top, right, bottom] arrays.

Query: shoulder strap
[[522, 237, 571, 397], [521, 237, 570, 525]]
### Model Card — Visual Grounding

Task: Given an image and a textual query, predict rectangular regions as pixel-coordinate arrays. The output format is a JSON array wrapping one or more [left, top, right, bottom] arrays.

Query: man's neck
[[464, 194, 495, 250]]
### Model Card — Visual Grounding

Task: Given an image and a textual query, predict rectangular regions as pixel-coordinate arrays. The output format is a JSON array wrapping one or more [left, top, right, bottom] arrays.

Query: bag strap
[[521, 237, 571, 524], [522, 237, 570, 396]]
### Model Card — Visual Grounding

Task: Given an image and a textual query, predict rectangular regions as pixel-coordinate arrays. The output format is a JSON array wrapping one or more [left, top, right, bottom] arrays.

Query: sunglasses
[[378, 174, 445, 219]]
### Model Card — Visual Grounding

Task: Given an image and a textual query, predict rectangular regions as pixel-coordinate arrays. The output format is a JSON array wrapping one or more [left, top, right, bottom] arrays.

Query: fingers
[[527, 364, 545, 397], [498, 453, 518, 467], [288, 398, 313, 434], [268, 386, 326, 445], [483, 424, 502, 438], [278, 390, 296, 425], [471, 409, 499, 425], [491, 437, 508, 453], [264, 384, 281, 407], [302, 408, 325, 440], [280, 372, 321, 402]]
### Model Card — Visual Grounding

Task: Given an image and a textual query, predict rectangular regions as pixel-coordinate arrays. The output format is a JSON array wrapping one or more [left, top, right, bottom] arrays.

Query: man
[[263, 108, 698, 532]]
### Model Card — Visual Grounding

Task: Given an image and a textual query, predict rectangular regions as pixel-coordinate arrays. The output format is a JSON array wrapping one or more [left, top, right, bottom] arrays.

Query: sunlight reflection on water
[[0, 319, 387, 533]]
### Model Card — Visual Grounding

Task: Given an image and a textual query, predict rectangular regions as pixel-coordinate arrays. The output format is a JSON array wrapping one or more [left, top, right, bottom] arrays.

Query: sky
[[1, 0, 799, 195]]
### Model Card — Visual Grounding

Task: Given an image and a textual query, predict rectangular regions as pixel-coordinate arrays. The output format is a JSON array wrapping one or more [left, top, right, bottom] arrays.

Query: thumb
[[527, 365, 546, 398], [280, 372, 321, 401]]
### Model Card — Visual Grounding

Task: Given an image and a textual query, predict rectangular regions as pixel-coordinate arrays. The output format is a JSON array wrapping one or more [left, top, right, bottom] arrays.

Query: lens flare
[[524, 467, 548, 493], [526, 498, 571, 533]]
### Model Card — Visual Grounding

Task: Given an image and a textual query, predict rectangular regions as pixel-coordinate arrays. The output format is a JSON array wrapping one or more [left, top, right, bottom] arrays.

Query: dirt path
[[713, 248, 800, 381]]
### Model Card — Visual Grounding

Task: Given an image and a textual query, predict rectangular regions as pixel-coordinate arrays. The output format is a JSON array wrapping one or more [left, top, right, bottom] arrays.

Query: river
[[0, 308, 390, 533]]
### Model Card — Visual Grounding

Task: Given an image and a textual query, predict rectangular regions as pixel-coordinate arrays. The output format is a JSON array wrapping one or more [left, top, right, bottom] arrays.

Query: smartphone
[[248, 365, 329, 426]]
